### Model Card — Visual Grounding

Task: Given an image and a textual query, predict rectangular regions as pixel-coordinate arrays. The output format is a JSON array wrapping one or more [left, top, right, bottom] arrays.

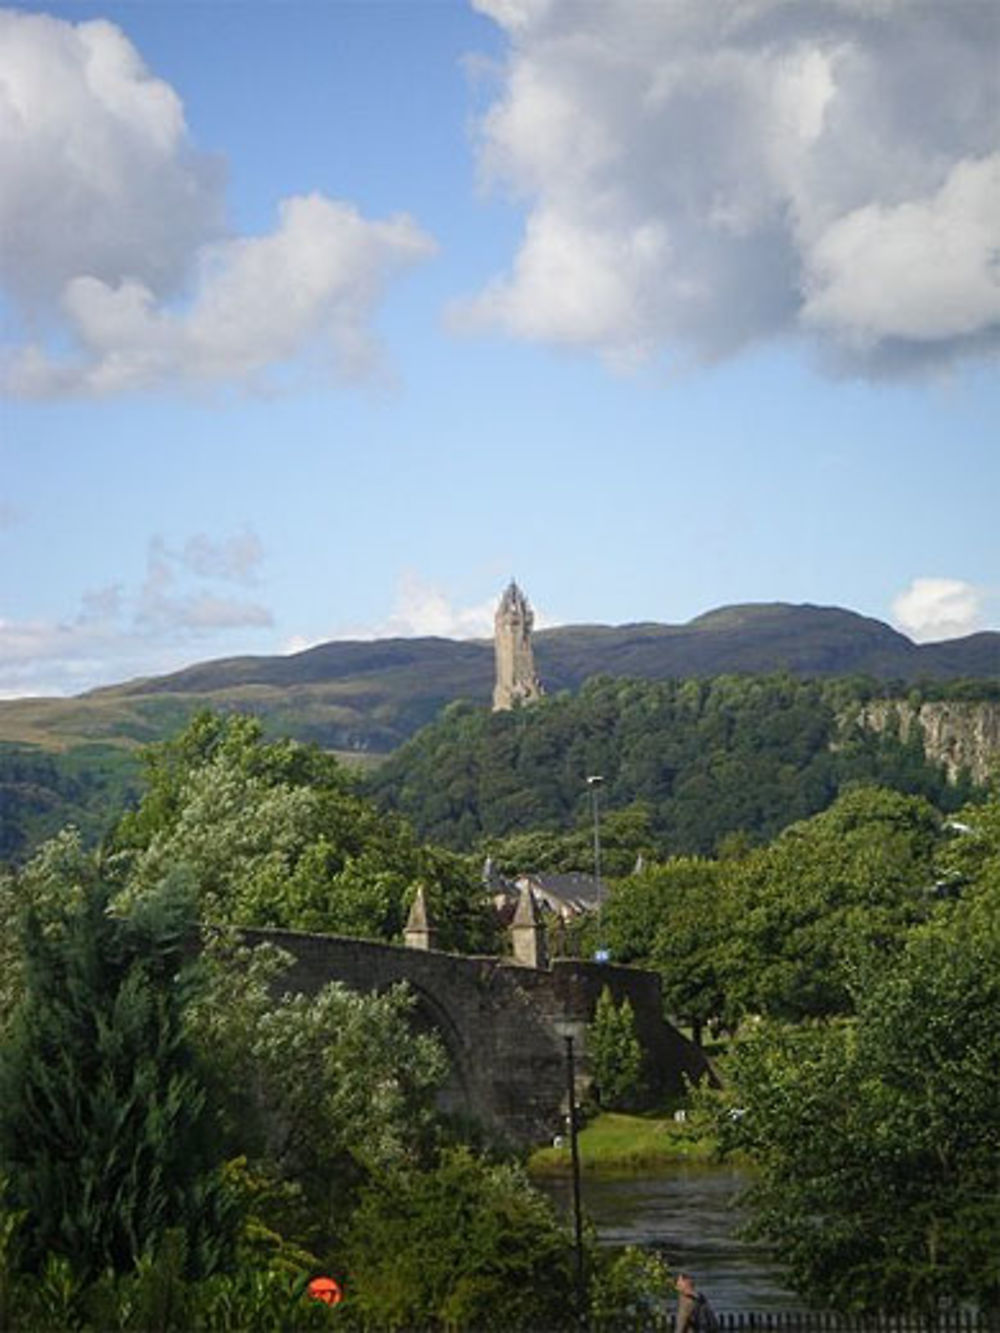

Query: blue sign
[[593, 948, 611, 963]]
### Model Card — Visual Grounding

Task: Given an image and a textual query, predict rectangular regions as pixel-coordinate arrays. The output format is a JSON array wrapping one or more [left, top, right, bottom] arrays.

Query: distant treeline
[[368, 674, 988, 858], [0, 744, 140, 864], [2, 673, 997, 870]]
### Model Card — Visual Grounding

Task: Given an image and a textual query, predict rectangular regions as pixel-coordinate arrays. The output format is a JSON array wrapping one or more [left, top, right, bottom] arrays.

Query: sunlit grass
[[529, 1110, 718, 1176]]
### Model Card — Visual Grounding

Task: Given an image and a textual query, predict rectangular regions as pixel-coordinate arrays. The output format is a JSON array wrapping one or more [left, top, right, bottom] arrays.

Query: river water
[[538, 1165, 800, 1311]]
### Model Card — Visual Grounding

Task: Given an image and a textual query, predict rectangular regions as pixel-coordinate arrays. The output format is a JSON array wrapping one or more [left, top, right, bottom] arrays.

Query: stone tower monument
[[493, 580, 543, 711]]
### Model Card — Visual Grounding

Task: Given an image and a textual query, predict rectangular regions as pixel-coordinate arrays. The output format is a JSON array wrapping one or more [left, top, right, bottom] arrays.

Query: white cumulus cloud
[[803, 156, 1000, 345], [329, 572, 498, 643], [892, 577, 985, 643], [0, 10, 221, 315], [373, 571, 498, 640], [461, 0, 1000, 374], [288, 572, 554, 654], [0, 11, 435, 398]]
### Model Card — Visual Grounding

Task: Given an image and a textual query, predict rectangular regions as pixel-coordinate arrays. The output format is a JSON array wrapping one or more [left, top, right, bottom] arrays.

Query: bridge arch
[[236, 925, 711, 1148], [381, 977, 475, 1123]]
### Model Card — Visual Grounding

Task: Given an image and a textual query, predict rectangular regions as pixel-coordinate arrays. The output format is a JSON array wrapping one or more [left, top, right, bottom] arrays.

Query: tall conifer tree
[[0, 878, 238, 1279]]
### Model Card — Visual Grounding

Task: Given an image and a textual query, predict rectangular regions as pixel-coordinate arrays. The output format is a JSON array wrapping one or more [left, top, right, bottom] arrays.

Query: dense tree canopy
[[0, 698, 996, 1323], [0, 743, 139, 865], [342, 1148, 580, 1331], [370, 675, 978, 858], [602, 857, 729, 1039], [0, 877, 239, 1281], [717, 786, 1000, 1310], [185, 929, 448, 1253], [0, 805, 463, 1324], [600, 786, 944, 1031], [718, 785, 942, 1021], [111, 711, 498, 953]]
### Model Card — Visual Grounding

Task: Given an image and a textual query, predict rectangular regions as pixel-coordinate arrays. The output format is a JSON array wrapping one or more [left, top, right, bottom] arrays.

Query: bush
[[342, 1147, 580, 1330]]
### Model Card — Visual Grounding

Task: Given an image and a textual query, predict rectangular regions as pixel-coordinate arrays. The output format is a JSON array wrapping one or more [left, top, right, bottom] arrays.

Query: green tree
[[936, 778, 1000, 900], [587, 986, 643, 1109], [0, 827, 98, 1037], [605, 857, 731, 1041], [719, 786, 942, 1021], [484, 802, 656, 879], [720, 897, 1000, 1310], [0, 743, 140, 867], [113, 711, 496, 953], [185, 930, 448, 1250], [0, 877, 238, 1281], [371, 673, 973, 860], [342, 1147, 579, 1331]]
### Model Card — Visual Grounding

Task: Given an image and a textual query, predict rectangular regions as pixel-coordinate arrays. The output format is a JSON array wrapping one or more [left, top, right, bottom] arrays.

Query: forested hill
[[367, 675, 986, 859], [2, 603, 999, 865], [3, 602, 1000, 758]]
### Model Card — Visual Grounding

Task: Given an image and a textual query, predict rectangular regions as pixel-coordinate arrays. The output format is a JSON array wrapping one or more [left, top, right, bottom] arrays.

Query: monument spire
[[493, 579, 543, 711]]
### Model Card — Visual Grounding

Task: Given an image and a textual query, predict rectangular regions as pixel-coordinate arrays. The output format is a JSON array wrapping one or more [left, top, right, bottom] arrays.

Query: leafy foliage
[[0, 1213, 339, 1331], [342, 1147, 580, 1330], [604, 857, 728, 1038], [0, 827, 100, 1038], [4, 698, 996, 1319], [602, 787, 945, 1030], [718, 786, 942, 1021], [186, 930, 448, 1250], [587, 987, 643, 1109], [587, 1244, 673, 1324], [0, 743, 140, 866], [718, 789, 1000, 1310], [371, 675, 978, 859], [112, 711, 498, 953], [0, 877, 239, 1281]]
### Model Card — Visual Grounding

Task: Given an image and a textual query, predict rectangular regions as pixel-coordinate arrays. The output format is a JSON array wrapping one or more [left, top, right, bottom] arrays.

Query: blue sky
[[1, 0, 998, 697]]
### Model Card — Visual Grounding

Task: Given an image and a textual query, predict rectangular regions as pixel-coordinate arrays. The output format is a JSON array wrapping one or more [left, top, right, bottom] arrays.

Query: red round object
[[307, 1275, 343, 1306]]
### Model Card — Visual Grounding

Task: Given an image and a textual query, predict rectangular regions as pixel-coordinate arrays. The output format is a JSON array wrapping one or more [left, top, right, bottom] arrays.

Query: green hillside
[[2, 602, 999, 760], [368, 674, 984, 859], [2, 602, 998, 866]]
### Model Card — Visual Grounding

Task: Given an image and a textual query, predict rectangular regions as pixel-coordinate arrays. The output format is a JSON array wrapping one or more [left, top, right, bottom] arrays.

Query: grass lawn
[[528, 1110, 718, 1176]]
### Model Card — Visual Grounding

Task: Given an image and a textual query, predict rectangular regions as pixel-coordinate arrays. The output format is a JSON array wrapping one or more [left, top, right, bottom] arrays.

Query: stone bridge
[[239, 927, 711, 1148]]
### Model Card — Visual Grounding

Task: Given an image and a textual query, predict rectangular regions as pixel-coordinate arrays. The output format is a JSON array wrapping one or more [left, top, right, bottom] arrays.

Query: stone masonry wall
[[237, 927, 711, 1148]]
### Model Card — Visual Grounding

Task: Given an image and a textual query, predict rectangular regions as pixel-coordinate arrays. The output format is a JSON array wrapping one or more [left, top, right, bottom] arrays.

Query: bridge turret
[[510, 883, 548, 970], [404, 885, 438, 951]]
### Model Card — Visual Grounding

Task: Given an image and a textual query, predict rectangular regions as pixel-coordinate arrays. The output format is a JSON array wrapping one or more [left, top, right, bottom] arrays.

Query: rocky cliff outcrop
[[851, 700, 1000, 784]]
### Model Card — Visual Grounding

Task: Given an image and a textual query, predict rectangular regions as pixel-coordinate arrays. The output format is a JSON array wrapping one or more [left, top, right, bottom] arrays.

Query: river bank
[[529, 1113, 800, 1308], [528, 1110, 721, 1176]]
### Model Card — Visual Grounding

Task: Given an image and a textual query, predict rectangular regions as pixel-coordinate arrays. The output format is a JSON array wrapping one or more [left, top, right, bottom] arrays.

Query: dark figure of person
[[675, 1271, 720, 1333]]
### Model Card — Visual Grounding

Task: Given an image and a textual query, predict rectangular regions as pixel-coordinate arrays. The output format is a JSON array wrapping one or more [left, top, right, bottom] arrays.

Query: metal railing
[[590, 1314, 997, 1333]]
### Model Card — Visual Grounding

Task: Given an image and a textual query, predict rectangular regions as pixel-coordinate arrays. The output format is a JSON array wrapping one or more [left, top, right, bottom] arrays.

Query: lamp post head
[[587, 774, 603, 788]]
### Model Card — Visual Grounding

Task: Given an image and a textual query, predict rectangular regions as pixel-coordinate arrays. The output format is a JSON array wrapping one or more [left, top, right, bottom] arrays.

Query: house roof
[[515, 872, 602, 913]]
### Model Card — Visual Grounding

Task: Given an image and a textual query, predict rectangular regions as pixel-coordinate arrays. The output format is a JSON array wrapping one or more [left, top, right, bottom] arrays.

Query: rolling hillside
[[2, 600, 999, 865], [2, 602, 999, 757]]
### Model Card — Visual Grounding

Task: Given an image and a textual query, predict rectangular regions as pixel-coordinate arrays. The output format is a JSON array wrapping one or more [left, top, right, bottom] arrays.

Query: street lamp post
[[563, 1034, 586, 1322], [587, 775, 607, 962]]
